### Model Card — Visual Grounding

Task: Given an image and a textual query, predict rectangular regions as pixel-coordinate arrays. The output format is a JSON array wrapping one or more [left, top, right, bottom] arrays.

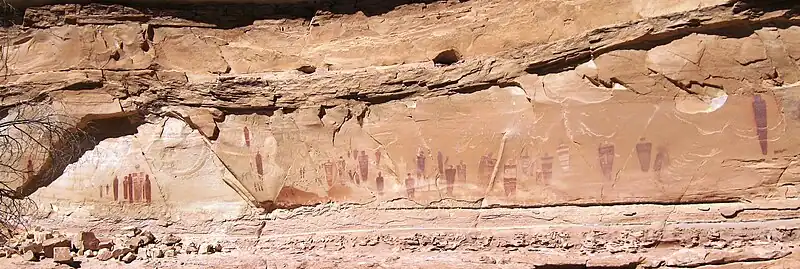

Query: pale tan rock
[[52, 247, 72, 263], [96, 248, 113, 261], [41, 238, 70, 258]]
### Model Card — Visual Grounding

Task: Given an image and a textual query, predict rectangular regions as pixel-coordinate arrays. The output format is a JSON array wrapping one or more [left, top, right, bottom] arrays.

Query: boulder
[[198, 243, 212, 254], [96, 248, 113, 261], [112, 248, 132, 260], [125, 236, 145, 250], [149, 247, 164, 258], [52, 247, 72, 263], [121, 252, 136, 263], [162, 234, 181, 246], [22, 250, 38, 261], [164, 248, 177, 257], [98, 239, 114, 249], [42, 238, 70, 258], [140, 231, 156, 245], [33, 232, 53, 244], [73, 231, 100, 251], [21, 242, 43, 254]]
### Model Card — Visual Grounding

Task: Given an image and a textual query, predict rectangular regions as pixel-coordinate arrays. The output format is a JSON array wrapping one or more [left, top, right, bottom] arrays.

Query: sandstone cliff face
[[3, 0, 800, 268]]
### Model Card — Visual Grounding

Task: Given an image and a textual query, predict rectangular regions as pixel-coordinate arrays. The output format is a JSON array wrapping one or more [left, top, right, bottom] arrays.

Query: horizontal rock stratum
[[2, 0, 800, 268]]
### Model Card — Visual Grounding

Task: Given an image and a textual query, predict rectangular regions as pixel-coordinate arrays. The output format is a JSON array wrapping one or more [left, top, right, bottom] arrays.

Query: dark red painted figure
[[635, 138, 653, 172], [437, 151, 445, 176], [598, 143, 615, 180], [113, 176, 119, 201], [358, 151, 369, 184], [375, 150, 381, 166], [255, 153, 264, 176], [753, 94, 768, 155], [376, 172, 385, 195], [99, 186, 103, 198], [416, 149, 426, 190], [323, 160, 335, 186], [445, 165, 457, 196], [653, 146, 669, 179], [26, 159, 33, 180], [243, 127, 251, 147], [457, 161, 467, 184], [127, 175, 134, 203], [405, 173, 415, 198], [541, 154, 554, 182], [503, 159, 517, 197], [336, 156, 346, 181], [123, 175, 129, 201], [144, 175, 152, 203]]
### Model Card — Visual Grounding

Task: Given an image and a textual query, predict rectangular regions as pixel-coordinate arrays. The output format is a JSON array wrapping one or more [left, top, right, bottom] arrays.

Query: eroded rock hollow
[[3, 0, 800, 267]]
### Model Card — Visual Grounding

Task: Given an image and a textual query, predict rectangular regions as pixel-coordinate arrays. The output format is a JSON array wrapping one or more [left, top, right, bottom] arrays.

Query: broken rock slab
[[42, 237, 70, 258], [97, 248, 113, 261], [52, 247, 72, 263], [73, 231, 100, 252]]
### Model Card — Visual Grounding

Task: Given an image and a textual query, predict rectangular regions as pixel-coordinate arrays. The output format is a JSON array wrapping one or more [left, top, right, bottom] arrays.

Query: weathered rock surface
[[1, 0, 800, 268]]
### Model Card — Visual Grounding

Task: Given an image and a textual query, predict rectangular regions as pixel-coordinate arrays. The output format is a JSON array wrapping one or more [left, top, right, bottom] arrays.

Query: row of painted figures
[[236, 92, 772, 198]]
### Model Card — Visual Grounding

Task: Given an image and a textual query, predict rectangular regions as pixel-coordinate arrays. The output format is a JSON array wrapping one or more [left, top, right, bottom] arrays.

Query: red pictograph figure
[[358, 151, 369, 184], [336, 156, 346, 182], [445, 165, 457, 196], [478, 153, 495, 184], [415, 149, 426, 190], [352, 149, 359, 161], [503, 159, 517, 197], [144, 174, 152, 203], [519, 150, 533, 177], [405, 173, 415, 199], [598, 143, 615, 180], [26, 159, 34, 180], [323, 160, 335, 186], [753, 94, 768, 155], [243, 127, 251, 148], [123, 175, 130, 201], [457, 161, 467, 184], [541, 154, 554, 182], [128, 175, 135, 203], [99, 186, 103, 198], [113, 176, 119, 201], [557, 143, 570, 173], [255, 153, 264, 176], [376, 172, 385, 195], [375, 150, 381, 166], [653, 146, 670, 179], [635, 138, 653, 172], [105, 185, 110, 197], [437, 151, 445, 176]]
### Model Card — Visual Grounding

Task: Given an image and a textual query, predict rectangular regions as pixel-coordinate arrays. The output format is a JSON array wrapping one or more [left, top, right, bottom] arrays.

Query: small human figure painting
[[113, 176, 119, 201], [336, 156, 346, 182], [376, 172, 385, 195], [653, 146, 670, 179], [358, 151, 369, 184], [557, 143, 570, 172], [635, 138, 653, 172], [503, 159, 517, 197], [243, 127, 251, 148], [598, 143, 615, 180], [26, 159, 34, 180], [415, 148, 426, 190], [752, 94, 768, 155], [255, 152, 264, 176], [540, 154, 554, 182], [519, 150, 534, 177], [437, 151, 445, 177], [375, 150, 381, 166], [457, 161, 467, 184], [323, 160, 335, 186], [405, 173, 415, 199], [445, 165, 457, 196]]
